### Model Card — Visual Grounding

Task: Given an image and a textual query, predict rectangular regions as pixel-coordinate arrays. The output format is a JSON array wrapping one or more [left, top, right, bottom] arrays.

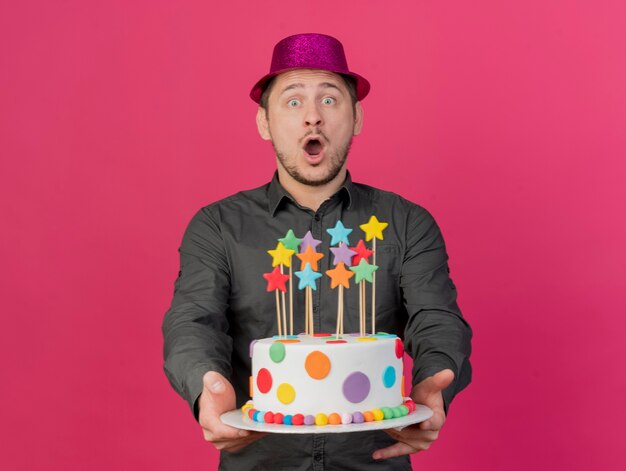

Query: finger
[[412, 369, 455, 403], [201, 372, 236, 413], [431, 369, 455, 391], [199, 412, 247, 442], [385, 426, 439, 442], [227, 432, 267, 452], [418, 414, 445, 431], [198, 373, 242, 441], [372, 441, 416, 460], [209, 430, 265, 443], [201, 419, 249, 441], [213, 432, 268, 453]]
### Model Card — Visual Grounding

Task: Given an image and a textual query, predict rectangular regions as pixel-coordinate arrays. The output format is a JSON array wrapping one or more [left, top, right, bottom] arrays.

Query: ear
[[353, 102, 364, 136], [256, 107, 271, 140]]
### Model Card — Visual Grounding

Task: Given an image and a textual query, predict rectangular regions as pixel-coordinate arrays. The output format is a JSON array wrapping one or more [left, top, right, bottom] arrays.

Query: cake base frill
[[241, 398, 418, 427]]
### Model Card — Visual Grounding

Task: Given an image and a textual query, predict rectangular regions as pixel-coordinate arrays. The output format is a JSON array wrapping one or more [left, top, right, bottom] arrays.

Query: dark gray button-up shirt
[[163, 173, 472, 470]]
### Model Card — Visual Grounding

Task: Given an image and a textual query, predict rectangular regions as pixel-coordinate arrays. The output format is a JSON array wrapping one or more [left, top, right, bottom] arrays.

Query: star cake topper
[[360, 216, 388, 242], [349, 258, 379, 284], [325, 262, 355, 289], [263, 266, 290, 292], [330, 242, 357, 267], [295, 245, 324, 271], [295, 262, 323, 290], [326, 220, 353, 246], [267, 242, 295, 267], [278, 229, 302, 252], [351, 239, 374, 265], [300, 230, 322, 252]]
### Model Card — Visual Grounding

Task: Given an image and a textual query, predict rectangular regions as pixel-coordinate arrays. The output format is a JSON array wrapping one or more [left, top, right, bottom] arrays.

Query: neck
[[277, 167, 347, 212]]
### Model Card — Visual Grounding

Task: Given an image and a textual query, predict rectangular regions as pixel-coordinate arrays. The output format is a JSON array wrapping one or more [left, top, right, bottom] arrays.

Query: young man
[[163, 33, 472, 470]]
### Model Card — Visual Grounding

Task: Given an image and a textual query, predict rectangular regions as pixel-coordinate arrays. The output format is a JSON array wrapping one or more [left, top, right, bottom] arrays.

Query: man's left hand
[[373, 369, 455, 460]]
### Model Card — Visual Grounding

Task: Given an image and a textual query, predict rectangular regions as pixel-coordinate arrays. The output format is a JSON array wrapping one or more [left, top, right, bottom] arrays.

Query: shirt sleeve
[[162, 205, 233, 416], [400, 203, 472, 412]]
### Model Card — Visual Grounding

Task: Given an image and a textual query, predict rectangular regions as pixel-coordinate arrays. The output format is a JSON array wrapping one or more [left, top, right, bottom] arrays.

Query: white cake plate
[[220, 403, 433, 434]]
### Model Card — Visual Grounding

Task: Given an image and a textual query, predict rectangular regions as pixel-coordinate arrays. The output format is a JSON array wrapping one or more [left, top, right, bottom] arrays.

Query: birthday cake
[[244, 333, 417, 426], [241, 217, 417, 426]]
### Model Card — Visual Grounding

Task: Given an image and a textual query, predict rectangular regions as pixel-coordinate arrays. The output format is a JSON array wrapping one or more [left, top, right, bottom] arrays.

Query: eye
[[288, 99, 301, 107], [322, 97, 336, 105]]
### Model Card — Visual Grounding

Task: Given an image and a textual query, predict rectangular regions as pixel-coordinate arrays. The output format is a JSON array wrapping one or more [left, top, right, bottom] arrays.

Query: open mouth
[[303, 138, 323, 156]]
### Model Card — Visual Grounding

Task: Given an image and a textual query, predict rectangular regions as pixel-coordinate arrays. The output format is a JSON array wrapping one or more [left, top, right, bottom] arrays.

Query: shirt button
[[314, 454, 322, 461], [314, 214, 320, 221]]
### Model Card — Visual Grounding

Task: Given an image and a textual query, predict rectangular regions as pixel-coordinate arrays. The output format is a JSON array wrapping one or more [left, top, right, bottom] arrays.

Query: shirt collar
[[267, 171, 355, 216]]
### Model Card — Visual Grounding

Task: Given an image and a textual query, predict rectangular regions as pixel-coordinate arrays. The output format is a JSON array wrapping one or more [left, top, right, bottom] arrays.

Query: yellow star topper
[[267, 242, 295, 267], [359, 216, 389, 242]]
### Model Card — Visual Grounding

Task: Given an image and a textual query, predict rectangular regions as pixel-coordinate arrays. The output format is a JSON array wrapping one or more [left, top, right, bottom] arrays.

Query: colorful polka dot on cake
[[395, 338, 404, 358], [305, 351, 331, 379], [374, 332, 396, 338], [276, 383, 295, 404], [342, 371, 371, 403], [256, 368, 272, 394], [269, 341, 286, 362], [382, 366, 396, 388]]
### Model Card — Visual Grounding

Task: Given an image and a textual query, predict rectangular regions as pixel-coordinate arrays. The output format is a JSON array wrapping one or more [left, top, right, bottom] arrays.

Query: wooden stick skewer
[[335, 287, 341, 339], [339, 285, 344, 337], [308, 286, 314, 336], [359, 280, 365, 336], [280, 266, 287, 337], [289, 266, 293, 335], [372, 238, 376, 335], [281, 291, 287, 338], [305, 286, 309, 335], [275, 289, 282, 337]]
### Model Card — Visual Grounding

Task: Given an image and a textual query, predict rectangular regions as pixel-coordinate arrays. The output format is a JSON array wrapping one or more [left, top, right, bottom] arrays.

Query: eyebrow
[[279, 82, 344, 96]]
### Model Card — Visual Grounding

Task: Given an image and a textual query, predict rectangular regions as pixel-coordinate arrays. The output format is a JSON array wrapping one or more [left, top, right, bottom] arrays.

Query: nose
[[304, 102, 322, 127]]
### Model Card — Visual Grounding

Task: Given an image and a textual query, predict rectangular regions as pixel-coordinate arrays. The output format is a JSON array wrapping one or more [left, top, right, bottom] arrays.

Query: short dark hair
[[259, 73, 358, 111]]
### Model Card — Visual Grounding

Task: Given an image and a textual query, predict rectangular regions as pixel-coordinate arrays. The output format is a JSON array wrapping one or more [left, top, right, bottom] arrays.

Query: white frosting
[[251, 334, 404, 416]]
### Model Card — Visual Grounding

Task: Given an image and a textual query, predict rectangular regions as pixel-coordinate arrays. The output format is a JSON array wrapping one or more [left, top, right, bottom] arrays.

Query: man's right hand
[[198, 371, 266, 453]]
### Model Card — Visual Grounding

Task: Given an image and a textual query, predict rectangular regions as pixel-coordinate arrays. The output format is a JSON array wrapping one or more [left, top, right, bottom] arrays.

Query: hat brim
[[250, 68, 370, 104]]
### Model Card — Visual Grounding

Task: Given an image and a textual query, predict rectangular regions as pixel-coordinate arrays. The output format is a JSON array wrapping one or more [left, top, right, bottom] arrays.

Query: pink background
[[2, 1, 625, 469]]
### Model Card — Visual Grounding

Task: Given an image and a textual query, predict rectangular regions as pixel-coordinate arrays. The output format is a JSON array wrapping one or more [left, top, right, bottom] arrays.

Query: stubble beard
[[271, 131, 353, 187]]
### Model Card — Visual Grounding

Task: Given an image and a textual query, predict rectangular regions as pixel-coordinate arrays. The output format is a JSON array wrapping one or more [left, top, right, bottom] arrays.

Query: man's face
[[256, 69, 363, 187]]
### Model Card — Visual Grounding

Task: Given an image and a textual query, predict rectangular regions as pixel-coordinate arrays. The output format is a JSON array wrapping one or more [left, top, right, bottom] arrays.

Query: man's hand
[[198, 371, 266, 453], [373, 369, 455, 460]]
